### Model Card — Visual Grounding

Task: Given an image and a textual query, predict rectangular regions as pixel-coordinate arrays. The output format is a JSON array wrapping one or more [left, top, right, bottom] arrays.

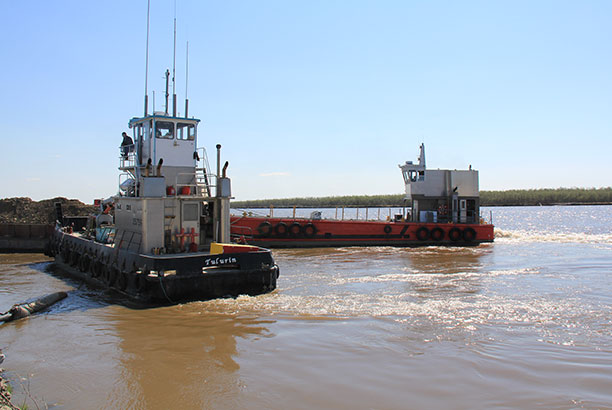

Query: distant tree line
[[231, 188, 612, 208], [232, 194, 405, 209], [480, 187, 612, 206]]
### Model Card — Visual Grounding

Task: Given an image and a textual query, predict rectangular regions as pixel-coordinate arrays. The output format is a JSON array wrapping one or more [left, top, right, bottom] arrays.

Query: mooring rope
[[158, 274, 175, 304]]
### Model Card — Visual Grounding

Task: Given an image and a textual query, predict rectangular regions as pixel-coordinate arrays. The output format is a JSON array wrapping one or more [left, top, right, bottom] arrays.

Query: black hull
[[45, 229, 279, 305]]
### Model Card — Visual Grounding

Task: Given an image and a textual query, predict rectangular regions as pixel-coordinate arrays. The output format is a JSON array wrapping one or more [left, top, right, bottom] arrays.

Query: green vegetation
[[481, 187, 612, 206], [232, 187, 612, 208]]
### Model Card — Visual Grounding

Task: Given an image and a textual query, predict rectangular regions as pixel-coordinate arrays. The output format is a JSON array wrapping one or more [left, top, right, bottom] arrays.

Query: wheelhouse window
[[403, 170, 425, 183], [155, 121, 174, 139], [177, 122, 196, 140], [409, 170, 418, 182], [134, 124, 144, 142]]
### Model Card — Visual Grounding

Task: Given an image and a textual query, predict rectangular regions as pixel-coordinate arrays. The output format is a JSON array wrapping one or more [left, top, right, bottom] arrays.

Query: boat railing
[[233, 206, 410, 222], [118, 172, 136, 197], [233, 205, 497, 226], [118, 145, 137, 169], [480, 210, 493, 225]]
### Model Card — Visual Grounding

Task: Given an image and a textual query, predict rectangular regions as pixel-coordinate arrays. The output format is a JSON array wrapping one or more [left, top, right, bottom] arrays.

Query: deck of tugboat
[[65, 231, 269, 260]]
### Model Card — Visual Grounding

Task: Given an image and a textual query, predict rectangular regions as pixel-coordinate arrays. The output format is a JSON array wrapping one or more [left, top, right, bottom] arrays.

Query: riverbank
[[0, 372, 19, 410]]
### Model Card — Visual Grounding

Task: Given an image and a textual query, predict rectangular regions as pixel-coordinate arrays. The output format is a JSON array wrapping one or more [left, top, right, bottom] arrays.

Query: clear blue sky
[[2, 1, 611, 203]]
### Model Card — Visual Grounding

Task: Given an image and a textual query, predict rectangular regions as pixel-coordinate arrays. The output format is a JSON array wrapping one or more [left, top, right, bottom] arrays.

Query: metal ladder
[[195, 147, 213, 197]]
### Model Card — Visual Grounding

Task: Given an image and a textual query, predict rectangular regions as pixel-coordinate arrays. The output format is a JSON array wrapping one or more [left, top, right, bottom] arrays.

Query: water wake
[[495, 228, 612, 245]]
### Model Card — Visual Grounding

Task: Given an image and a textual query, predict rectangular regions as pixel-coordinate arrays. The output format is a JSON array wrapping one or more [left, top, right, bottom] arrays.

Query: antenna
[[144, 0, 151, 116], [172, 0, 177, 117], [165, 69, 170, 115], [185, 41, 189, 118]]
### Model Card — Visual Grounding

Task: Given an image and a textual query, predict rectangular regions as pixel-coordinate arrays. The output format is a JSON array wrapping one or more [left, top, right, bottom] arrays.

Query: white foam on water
[[486, 267, 541, 276], [495, 228, 612, 245], [204, 293, 579, 341]]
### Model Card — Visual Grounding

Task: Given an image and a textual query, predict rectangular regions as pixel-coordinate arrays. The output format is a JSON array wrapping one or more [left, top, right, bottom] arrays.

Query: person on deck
[[121, 132, 134, 159]]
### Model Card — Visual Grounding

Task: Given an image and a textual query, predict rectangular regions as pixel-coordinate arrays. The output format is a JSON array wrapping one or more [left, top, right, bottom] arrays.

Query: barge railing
[[233, 206, 494, 225]]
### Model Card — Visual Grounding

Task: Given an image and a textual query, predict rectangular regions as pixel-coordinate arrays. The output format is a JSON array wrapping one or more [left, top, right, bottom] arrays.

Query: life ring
[[303, 223, 317, 238], [274, 222, 288, 237], [448, 227, 462, 241], [438, 204, 448, 215], [416, 227, 429, 241], [430, 227, 444, 241], [257, 221, 273, 236], [289, 223, 302, 237], [383, 225, 392, 234], [462, 227, 477, 242]]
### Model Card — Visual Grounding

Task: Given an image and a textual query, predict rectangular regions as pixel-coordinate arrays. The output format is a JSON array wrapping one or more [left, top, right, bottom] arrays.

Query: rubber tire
[[416, 227, 429, 241], [136, 274, 148, 293], [104, 265, 117, 286], [448, 227, 462, 241], [303, 223, 318, 238], [430, 227, 444, 241], [289, 223, 302, 237], [115, 271, 128, 291], [70, 251, 80, 267], [257, 222, 273, 237], [79, 255, 90, 272], [92, 260, 102, 277], [462, 228, 476, 242], [274, 222, 288, 237]]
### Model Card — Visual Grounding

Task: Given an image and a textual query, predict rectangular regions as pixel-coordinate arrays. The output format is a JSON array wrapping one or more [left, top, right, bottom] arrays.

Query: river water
[[1, 205, 611, 409]]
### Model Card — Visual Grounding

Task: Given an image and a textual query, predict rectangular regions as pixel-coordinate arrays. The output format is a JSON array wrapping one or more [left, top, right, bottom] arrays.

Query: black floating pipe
[[1, 291, 68, 323]]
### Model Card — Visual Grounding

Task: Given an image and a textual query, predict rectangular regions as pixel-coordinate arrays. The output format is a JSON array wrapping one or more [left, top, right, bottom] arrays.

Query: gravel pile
[[0, 197, 96, 225]]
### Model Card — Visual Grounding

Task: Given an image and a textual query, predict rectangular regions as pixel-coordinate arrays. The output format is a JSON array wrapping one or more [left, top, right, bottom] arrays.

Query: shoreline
[[0, 371, 19, 410]]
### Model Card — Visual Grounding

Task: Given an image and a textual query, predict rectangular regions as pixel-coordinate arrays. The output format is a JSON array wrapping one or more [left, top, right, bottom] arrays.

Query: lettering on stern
[[204, 256, 238, 266]]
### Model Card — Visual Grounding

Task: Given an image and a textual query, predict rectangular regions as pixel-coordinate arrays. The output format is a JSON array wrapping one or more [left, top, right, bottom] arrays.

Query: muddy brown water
[[1, 206, 612, 409]]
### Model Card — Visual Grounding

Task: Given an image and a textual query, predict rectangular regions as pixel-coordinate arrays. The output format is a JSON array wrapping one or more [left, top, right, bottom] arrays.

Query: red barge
[[230, 144, 494, 248]]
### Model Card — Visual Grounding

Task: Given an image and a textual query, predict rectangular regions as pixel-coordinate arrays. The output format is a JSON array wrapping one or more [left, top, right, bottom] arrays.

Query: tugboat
[[230, 144, 494, 247], [45, 77, 279, 305]]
